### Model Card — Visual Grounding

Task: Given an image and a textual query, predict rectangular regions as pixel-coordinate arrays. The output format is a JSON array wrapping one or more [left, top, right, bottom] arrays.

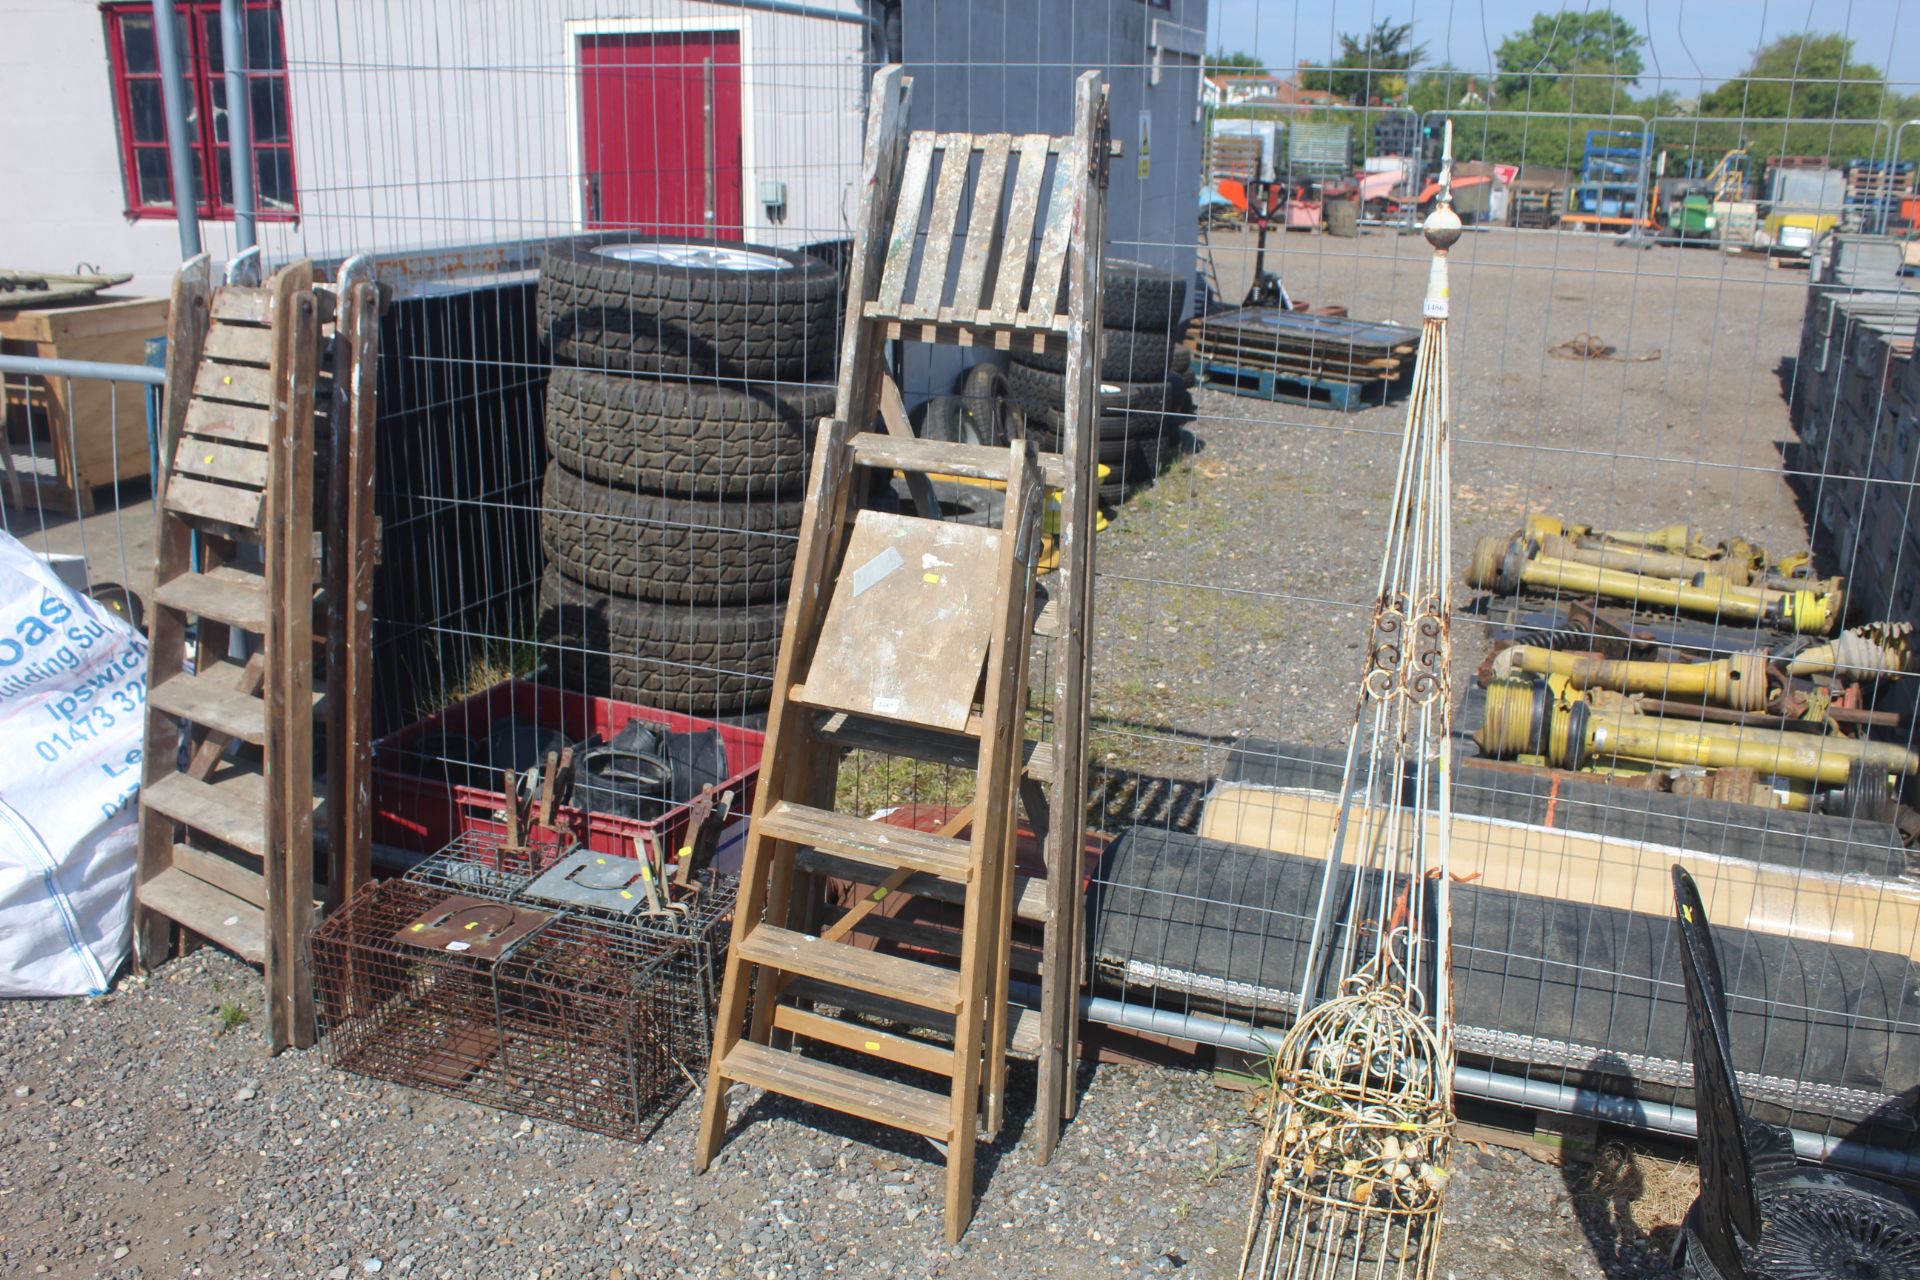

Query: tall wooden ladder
[[134, 255, 380, 1053], [696, 66, 1109, 1240]]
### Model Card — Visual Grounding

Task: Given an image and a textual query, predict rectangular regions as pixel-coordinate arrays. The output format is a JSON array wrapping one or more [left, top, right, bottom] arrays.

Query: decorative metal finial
[[1423, 120, 1462, 255]]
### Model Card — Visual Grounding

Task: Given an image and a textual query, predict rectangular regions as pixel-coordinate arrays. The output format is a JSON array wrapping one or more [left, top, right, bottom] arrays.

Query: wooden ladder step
[[153, 568, 268, 633], [164, 475, 264, 533], [719, 1039, 954, 1141], [142, 772, 266, 857], [148, 667, 269, 745], [787, 978, 1046, 1059], [737, 924, 963, 1013], [170, 845, 268, 910], [815, 711, 1054, 780], [829, 910, 1045, 979], [137, 864, 266, 965], [759, 800, 973, 883], [770, 1002, 956, 1077], [850, 435, 1067, 491], [795, 848, 1051, 925]]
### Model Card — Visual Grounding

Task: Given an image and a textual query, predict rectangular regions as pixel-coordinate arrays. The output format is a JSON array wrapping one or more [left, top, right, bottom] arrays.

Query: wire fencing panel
[[15, 0, 1920, 1162]]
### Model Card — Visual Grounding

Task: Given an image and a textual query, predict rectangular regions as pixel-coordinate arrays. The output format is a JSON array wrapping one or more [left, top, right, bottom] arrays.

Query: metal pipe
[[1074, 993, 1920, 1182], [1583, 710, 1918, 785], [0, 354, 166, 386], [150, 0, 202, 259], [219, 0, 257, 251]]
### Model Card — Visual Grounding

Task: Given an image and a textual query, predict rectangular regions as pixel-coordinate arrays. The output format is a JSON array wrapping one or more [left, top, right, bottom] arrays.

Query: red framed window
[[102, 1, 298, 221]]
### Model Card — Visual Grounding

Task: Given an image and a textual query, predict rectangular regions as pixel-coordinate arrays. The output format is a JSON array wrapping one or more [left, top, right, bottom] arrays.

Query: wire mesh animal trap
[[312, 835, 735, 1142]]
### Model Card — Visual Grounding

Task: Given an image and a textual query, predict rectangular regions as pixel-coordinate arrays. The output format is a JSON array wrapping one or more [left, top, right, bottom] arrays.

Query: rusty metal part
[[313, 862, 736, 1144], [394, 895, 551, 959]]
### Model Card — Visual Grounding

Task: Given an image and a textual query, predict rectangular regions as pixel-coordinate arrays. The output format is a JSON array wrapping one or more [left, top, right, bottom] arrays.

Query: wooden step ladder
[[134, 254, 381, 1054], [696, 65, 1109, 1241]]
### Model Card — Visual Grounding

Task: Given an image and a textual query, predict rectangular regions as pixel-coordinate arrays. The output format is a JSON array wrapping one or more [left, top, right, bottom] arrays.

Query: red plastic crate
[[372, 679, 762, 863]]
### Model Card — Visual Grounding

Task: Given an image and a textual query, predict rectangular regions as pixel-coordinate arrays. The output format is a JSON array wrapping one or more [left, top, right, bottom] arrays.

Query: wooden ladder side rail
[[324, 265, 381, 906], [1033, 69, 1110, 1163], [942, 441, 1041, 1236], [264, 262, 320, 1052], [696, 414, 864, 1167], [978, 455, 1043, 1145], [134, 253, 214, 971]]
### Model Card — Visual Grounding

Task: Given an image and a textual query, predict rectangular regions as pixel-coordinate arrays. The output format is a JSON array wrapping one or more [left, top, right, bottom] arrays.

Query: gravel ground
[[1, 948, 1693, 1280], [1092, 223, 1811, 780]]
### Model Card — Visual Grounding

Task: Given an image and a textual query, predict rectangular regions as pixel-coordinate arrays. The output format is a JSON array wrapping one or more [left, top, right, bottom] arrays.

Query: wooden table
[[1, 294, 169, 514]]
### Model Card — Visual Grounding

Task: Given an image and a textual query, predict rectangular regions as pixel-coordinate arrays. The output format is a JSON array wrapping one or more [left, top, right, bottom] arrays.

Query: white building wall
[[1, 0, 868, 295]]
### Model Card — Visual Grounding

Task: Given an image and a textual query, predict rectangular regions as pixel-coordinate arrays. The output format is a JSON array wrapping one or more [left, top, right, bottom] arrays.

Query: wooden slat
[[836, 910, 1045, 978], [149, 666, 268, 745], [211, 287, 271, 324], [181, 396, 270, 446], [883, 319, 1071, 348], [172, 437, 269, 488], [737, 924, 964, 1013], [192, 360, 273, 407], [950, 134, 1012, 318], [142, 771, 267, 858], [906, 134, 973, 321], [720, 1041, 953, 1140], [786, 978, 1045, 1058], [136, 864, 266, 965], [759, 800, 973, 883], [796, 848, 1050, 924], [1022, 141, 1080, 328], [164, 475, 262, 531], [875, 132, 936, 315], [171, 845, 268, 909], [771, 1004, 956, 1077], [988, 135, 1052, 325], [203, 323, 275, 366], [152, 566, 268, 633], [849, 433, 1012, 484], [814, 712, 1054, 780]]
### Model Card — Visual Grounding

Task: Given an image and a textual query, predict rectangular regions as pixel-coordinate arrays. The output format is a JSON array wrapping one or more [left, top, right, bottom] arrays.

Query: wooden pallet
[[133, 255, 380, 1053], [1197, 359, 1396, 412], [697, 65, 1110, 1242]]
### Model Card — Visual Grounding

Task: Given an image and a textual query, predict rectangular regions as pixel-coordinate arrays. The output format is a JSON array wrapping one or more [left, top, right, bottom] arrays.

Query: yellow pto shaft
[[1467, 536, 1840, 635], [1492, 644, 1773, 711]]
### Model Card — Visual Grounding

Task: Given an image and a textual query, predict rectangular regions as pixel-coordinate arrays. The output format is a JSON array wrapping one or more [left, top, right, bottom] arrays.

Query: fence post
[[150, 0, 203, 259], [220, 0, 257, 252]]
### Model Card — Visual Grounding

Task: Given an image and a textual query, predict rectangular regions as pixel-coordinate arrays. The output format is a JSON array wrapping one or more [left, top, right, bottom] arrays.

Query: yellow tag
[[677, 846, 691, 860], [222, 375, 232, 385], [864, 1041, 881, 1052], [620, 890, 633, 899], [463, 921, 478, 930], [869, 887, 890, 903], [595, 857, 605, 864], [409, 923, 425, 931], [204, 454, 214, 464], [923, 573, 942, 585]]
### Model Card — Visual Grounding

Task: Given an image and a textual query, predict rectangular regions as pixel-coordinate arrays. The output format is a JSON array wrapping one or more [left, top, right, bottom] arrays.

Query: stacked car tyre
[[1006, 258, 1193, 504], [534, 238, 840, 716]]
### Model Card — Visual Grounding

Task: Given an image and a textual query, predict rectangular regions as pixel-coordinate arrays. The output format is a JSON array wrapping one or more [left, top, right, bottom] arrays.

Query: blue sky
[[1206, 0, 1920, 93]]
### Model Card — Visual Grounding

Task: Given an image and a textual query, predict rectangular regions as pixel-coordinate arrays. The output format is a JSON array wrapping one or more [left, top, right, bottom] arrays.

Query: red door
[[579, 32, 743, 238]]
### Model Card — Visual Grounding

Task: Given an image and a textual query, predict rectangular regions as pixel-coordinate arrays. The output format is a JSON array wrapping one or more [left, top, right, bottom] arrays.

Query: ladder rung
[[153, 567, 269, 633], [814, 711, 1054, 780], [787, 978, 1046, 1060], [169, 845, 268, 909], [737, 923, 963, 1014], [165, 475, 264, 533], [192, 359, 274, 408], [770, 1003, 956, 1077], [149, 668, 269, 745], [137, 864, 266, 965], [718, 1040, 954, 1141], [173, 436, 269, 489], [182, 397, 270, 447], [211, 286, 272, 325], [142, 772, 267, 857], [203, 323, 276, 367], [830, 910, 1044, 979], [759, 800, 973, 883], [795, 848, 1051, 924], [850, 434, 1012, 484]]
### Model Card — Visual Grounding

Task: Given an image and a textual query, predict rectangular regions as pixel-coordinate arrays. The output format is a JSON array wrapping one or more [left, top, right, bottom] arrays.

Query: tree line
[[1207, 12, 1919, 171]]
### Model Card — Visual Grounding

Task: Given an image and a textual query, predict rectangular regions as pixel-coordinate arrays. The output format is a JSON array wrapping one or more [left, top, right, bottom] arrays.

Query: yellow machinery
[[1478, 676, 1917, 787], [1491, 645, 1773, 712], [1468, 535, 1841, 635]]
